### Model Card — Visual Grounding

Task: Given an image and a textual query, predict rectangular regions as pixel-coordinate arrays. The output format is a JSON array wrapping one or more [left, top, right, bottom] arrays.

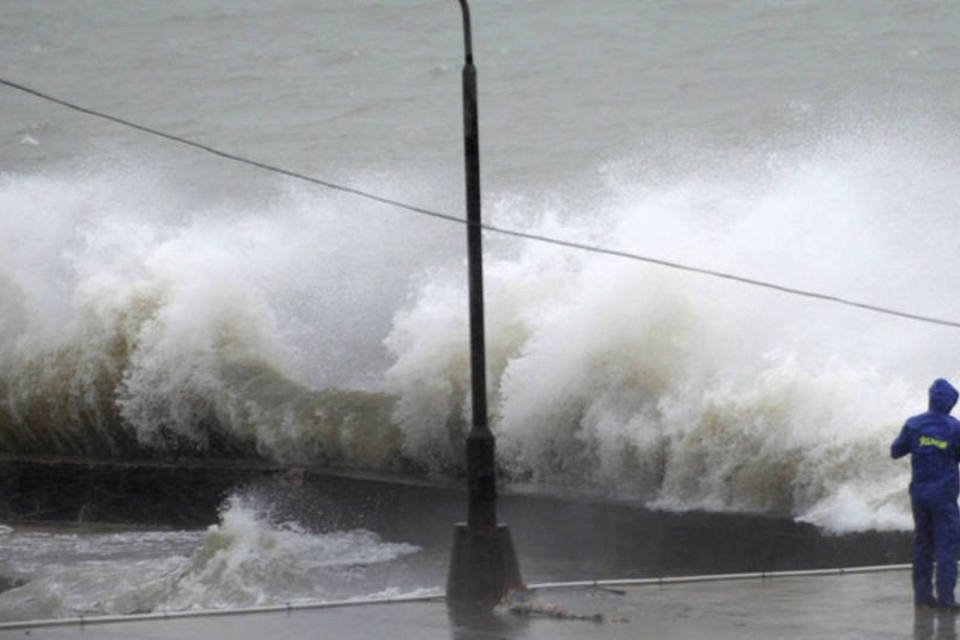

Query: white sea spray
[[0, 495, 421, 621]]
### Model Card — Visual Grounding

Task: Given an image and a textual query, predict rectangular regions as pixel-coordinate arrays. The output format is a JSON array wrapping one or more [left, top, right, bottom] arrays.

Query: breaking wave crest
[[3, 124, 960, 531], [385, 127, 960, 533], [0, 168, 402, 465]]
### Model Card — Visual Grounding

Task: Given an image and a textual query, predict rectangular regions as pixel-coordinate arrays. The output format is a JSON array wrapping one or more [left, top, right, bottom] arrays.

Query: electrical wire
[[2, 76, 959, 329]]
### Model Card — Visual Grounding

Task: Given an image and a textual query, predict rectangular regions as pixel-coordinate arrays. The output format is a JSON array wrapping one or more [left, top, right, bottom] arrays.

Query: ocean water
[[1, 1, 959, 606], [0, 494, 428, 622]]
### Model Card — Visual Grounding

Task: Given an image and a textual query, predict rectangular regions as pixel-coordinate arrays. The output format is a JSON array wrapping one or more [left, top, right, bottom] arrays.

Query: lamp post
[[446, 0, 524, 609]]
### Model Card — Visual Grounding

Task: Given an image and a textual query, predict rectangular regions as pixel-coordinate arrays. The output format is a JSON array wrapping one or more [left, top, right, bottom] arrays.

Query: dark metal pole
[[447, 0, 523, 608], [458, 0, 496, 531]]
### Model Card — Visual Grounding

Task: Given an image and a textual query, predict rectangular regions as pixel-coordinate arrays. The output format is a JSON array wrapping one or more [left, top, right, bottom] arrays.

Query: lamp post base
[[446, 523, 524, 609]]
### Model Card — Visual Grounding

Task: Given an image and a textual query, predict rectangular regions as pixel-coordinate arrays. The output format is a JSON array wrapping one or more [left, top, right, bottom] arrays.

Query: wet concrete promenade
[[1, 566, 955, 640]]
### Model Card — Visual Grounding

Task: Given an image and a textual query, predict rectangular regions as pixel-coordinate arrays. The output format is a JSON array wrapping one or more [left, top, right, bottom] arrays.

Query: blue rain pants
[[911, 494, 960, 607]]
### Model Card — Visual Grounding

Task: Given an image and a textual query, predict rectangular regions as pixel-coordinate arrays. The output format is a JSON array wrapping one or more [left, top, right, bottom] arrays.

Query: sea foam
[[3, 123, 960, 532]]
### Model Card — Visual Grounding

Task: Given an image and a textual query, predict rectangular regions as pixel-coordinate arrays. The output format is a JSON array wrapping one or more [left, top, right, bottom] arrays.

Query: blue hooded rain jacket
[[891, 378, 960, 608]]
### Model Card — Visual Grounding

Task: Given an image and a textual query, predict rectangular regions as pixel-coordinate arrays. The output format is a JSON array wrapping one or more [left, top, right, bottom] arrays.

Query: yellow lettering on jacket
[[920, 435, 948, 450]]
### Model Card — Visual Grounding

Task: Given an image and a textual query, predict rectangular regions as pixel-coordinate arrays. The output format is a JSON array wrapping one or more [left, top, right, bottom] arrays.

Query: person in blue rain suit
[[892, 378, 960, 611]]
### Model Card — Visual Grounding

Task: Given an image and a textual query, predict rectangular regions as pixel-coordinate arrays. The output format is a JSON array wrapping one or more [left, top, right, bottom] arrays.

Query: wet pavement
[[1, 567, 956, 640]]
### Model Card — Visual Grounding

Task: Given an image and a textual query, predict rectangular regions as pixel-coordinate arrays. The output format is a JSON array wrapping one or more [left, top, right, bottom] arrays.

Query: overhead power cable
[[0, 78, 461, 226], [2, 76, 959, 330]]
